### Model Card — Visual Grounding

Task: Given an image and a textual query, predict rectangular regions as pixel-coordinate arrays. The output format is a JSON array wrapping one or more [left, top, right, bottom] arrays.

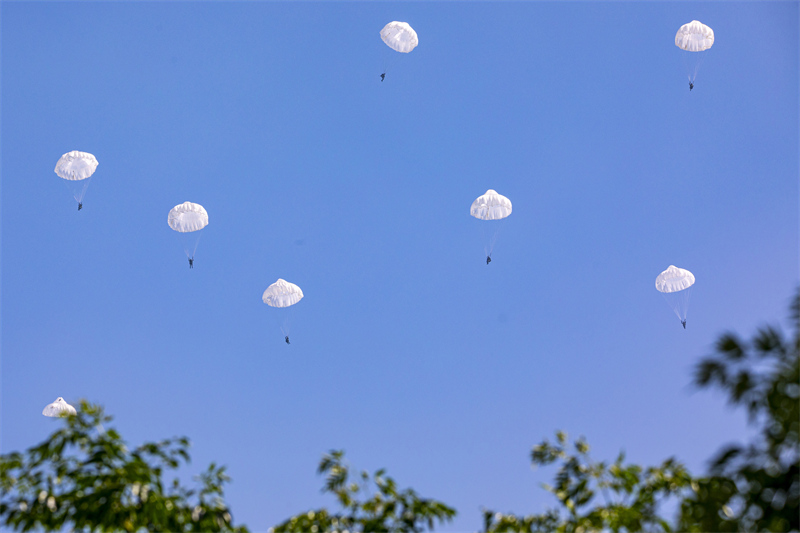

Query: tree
[[270, 450, 456, 533], [4, 293, 797, 533], [482, 431, 693, 533], [482, 290, 800, 533], [0, 401, 247, 533], [678, 290, 799, 532]]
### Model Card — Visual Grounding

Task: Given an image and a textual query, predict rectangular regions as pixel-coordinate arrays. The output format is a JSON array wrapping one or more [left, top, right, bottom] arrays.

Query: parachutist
[[78, 203, 83, 211], [381, 72, 386, 82], [285, 336, 290, 345], [486, 255, 492, 265], [682, 320, 686, 329], [188, 258, 194, 269], [689, 82, 694, 91]]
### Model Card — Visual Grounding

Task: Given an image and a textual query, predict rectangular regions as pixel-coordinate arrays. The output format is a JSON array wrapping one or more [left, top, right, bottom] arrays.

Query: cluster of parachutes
[[656, 19, 707, 322], [44, 19, 708, 415]]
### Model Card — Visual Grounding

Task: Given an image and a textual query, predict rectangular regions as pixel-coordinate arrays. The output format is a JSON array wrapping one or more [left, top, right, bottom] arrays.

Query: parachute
[[381, 22, 418, 53], [379, 22, 418, 81], [263, 279, 304, 341], [168, 202, 208, 267], [675, 20, 714, 85], [42, 397, 77, 417], [471, 189, 512, 263], [656, 265, 696, 328], [54, 151, 98, 210]]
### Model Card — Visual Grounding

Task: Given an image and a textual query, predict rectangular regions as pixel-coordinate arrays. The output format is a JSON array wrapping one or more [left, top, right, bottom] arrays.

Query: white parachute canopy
[[168, 202, 208, 262], [55, 151, 99, 181], [471, 189, 513, 221], [168, 202, 209, 233], [675, 20, 715, 52], [656, 265, 696, 327], [42, 397, 77, 417], [54, 151, 99, 207], [262, 279, 304, 308], [381, 21, 418, 53]]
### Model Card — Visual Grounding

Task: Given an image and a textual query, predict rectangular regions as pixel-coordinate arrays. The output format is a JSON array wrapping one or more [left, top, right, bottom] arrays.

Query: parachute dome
[[471, 189, 512, 221], [675, 20, 714, 52], [54, 151, 98, 181], [655, 265, 696, 293], [43, 397, 77, 417], [168, 202, 209, 233], [381, 21, 418, 53], [263, 279, 304, 308]]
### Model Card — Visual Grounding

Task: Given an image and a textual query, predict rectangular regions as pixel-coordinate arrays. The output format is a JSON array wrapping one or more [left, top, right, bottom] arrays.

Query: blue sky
[[1, 2, 798, 531]]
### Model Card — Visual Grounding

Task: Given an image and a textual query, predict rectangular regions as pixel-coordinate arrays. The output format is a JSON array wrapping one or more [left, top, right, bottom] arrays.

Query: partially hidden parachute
[[381, 22, 418, 53], [55, 151, 98, 209], [263, 279, 304, 341], [168, 202, 208, 266], [675, 20, 714, 85], [43, 397, 77, 417], [656, 265, 695, 328]]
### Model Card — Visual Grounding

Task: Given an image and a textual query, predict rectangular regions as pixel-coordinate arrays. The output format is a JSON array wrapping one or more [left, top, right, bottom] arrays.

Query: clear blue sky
[[2, 2, 798, 531]]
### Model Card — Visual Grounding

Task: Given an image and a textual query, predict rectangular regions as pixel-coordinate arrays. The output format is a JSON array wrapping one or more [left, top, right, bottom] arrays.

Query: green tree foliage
[[270, 450, 455, 533], [2, 294, 796, 533], [0, 401, 247, 533], [678, 290, 800, 532], [482, 431, 693, 533]]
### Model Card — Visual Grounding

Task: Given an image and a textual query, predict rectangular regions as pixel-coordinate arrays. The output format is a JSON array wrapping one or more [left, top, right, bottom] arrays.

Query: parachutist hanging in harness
[[55, 152, 99, 212], [689, 82, 694, 91], [168, 202, 208, 272], [285, 336, 290, 344], [656, 265, 695, 330], [486, 255, 492, 265], [380, 72, 386, 82]]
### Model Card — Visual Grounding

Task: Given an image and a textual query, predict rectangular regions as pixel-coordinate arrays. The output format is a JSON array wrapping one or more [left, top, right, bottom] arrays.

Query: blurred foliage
[[679, 289, 799, 532], [482, 430, 693, 533], [0, 401, 247, 533], [483, 290, 799, 533], [270, 450, 455, 533]]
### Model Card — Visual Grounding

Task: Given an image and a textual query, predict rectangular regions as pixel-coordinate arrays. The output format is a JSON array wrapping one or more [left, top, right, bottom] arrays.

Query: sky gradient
[[2, 2, 798, 531]]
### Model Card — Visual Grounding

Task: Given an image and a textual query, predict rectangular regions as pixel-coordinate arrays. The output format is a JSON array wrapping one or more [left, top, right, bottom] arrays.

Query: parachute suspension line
[[682, 51, 706, 83], [661, 290, 690, 324], [61, 174, 93, 204], [485, 219, 506, 258], [275, 304, 295, 338], [189, 232, 202, 260], [694, 52, 706, 82], [78, 176, 92, 203], [679, 288, 691, 323], [174, 231, 201, 260], [381, 51, 396, 82]]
